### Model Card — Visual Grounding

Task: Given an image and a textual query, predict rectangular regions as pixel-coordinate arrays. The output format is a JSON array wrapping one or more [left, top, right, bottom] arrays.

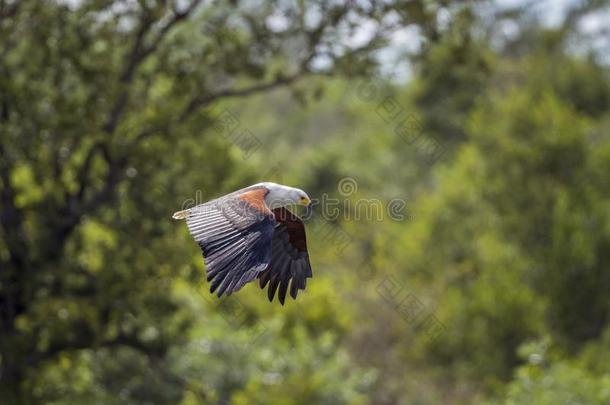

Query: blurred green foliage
[[1, 0, 610, 404]]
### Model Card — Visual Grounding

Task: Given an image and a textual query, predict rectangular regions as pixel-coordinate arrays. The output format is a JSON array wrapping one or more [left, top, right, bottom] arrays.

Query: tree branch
[[58, 1, 203, 249], [103, 0, 202, 135], [180, 70, 308, 120], [130, 68, 312, 146], [102, 13, 155, 134]]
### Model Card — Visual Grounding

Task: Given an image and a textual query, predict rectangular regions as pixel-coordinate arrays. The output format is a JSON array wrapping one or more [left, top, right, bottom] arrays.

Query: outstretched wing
[[258, 207, 313, 305], [185, 187, 276, 297]]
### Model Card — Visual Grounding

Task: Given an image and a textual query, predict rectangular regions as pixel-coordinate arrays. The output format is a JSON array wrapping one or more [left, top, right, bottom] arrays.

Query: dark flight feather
[[258, 207, 313, 304]]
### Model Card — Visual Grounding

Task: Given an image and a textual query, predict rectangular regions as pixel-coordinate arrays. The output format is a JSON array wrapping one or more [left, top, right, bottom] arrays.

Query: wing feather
[[258, 207, 313, 304], [183, 187, 276, 297]]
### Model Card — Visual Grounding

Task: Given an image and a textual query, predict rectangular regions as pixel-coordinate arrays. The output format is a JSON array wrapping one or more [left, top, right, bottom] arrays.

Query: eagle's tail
[[172, 209, 190, 220]]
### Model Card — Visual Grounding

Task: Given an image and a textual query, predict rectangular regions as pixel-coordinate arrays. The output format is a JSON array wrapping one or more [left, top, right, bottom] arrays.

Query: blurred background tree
[[1, 0, 609, 404]]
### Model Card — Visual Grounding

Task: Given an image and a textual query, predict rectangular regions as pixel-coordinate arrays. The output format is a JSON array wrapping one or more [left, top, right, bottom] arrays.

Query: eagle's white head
[[259, 182, 311, 209]]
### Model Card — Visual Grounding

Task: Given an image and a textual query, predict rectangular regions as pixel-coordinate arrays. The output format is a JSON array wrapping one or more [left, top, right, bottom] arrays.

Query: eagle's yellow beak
[[300, 196, 311, 207]]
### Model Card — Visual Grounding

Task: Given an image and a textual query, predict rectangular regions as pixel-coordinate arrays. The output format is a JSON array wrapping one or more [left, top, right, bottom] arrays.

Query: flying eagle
[[173, 183, 313, 304]]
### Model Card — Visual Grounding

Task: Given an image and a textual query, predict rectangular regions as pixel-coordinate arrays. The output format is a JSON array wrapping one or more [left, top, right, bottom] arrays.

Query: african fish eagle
[[173, 182, 312, 304]]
